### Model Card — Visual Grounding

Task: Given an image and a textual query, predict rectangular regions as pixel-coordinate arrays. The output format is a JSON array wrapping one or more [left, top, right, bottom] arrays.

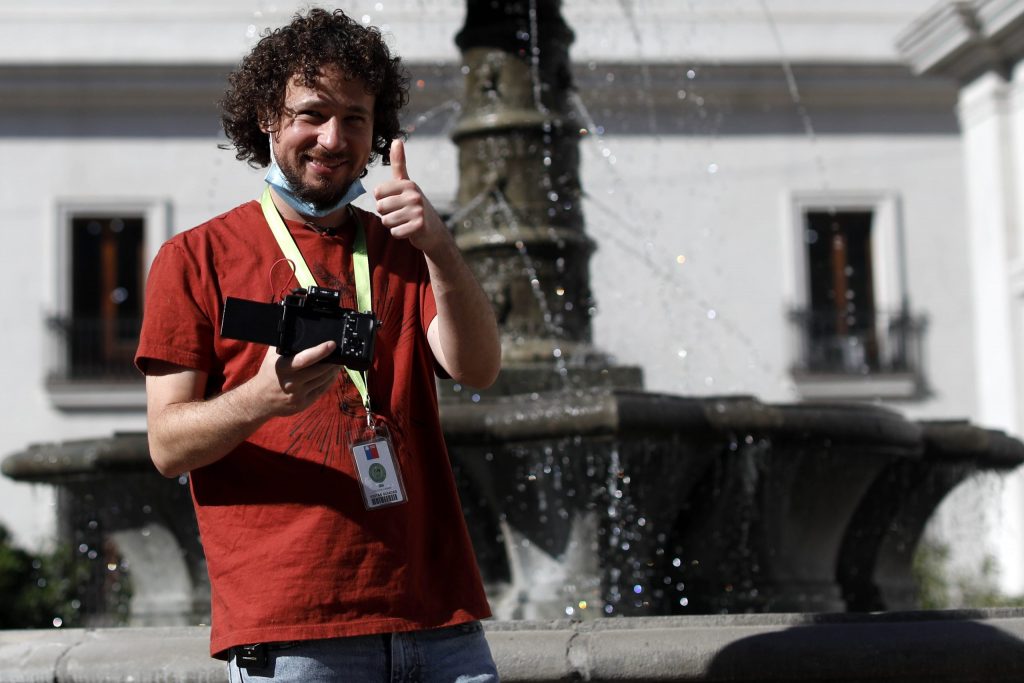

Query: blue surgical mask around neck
[[264, 137, 366, 219]]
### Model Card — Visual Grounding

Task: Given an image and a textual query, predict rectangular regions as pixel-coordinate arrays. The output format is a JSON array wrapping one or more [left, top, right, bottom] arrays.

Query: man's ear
[[258, 112, 278, 135]]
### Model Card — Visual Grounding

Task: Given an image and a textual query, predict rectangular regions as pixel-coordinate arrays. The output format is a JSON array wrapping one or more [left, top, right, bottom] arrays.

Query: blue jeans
[[227, 622, 499, 683]]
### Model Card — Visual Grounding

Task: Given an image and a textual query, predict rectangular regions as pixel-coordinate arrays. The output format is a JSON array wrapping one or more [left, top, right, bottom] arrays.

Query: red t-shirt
[[135, 200, 491, 657]]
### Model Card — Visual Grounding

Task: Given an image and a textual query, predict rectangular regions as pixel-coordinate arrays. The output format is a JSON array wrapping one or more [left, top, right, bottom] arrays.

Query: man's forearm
[[145, 342, 342, 478], [147, 379, 271, 478], [425, 238, 501, 389]]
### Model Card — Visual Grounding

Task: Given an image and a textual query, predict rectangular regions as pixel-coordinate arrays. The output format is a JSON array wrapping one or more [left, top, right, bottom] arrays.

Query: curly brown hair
[[220, 7, 409, 171]]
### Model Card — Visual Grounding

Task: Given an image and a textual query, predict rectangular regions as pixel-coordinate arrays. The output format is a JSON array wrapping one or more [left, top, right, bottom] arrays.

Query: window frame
[[782, 190, 922, 400], [48, 197, 170, 409]]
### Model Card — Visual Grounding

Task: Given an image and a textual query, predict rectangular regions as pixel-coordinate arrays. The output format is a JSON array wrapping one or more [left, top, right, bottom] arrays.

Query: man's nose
[[317, 118, 345, 152]]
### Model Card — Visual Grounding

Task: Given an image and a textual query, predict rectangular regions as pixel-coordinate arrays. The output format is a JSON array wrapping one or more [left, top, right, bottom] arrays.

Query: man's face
[[267, 65, 375, 210]]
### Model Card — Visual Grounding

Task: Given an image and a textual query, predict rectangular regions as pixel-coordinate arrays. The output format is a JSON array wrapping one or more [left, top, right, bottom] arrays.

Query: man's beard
[[277, 154, 356, 211]]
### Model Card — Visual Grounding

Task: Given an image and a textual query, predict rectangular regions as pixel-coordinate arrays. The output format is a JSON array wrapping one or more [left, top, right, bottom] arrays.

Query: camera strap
[[260, 186, 372, 414]]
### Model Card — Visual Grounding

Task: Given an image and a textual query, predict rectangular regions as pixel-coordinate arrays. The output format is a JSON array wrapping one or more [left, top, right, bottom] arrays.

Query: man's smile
[[304, 154, 345, 174]]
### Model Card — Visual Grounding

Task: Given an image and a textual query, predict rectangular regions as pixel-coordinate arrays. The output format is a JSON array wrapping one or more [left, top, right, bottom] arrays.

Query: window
[[786, 193, 925, 400], [68, 216, 145, 379], [48, 200, 168, 409], [804, 210, 878, 373]]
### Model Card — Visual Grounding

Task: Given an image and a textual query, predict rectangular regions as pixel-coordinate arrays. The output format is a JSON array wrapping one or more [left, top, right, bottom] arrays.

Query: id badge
[[349, 421, 407, 510]]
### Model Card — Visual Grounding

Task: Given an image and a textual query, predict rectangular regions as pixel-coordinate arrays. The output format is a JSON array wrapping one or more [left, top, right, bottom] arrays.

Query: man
[[135, 8, 501, 681]]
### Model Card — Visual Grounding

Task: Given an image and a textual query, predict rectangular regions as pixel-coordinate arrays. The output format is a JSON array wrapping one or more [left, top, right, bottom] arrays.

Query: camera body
[[221, 286, 377, 370]]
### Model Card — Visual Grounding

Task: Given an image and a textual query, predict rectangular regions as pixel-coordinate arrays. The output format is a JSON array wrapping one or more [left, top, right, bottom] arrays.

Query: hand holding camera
[[221, 285, 378, 370]]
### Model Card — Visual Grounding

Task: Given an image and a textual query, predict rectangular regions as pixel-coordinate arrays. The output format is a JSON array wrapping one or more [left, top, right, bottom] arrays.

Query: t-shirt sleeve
[[134, 240, 216, 375]]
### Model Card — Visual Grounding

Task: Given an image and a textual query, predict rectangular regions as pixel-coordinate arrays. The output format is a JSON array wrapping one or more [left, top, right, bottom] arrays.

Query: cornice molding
[[898, 0, 1024, 82]]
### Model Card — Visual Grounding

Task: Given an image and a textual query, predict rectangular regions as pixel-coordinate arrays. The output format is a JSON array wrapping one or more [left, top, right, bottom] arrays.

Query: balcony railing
[[789, 308, 927, 377], [46, 315, 142, 383]]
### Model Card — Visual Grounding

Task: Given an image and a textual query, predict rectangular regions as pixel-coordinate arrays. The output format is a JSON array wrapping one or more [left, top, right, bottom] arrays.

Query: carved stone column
[[447, 0, 641, 396]]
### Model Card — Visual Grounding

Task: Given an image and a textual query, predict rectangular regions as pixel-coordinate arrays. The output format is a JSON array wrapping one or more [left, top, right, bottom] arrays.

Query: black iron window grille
[[789, 307, 927, 376]]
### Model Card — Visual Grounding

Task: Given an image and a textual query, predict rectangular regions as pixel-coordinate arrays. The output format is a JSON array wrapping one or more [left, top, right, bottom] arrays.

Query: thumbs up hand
[[374, 139, 450, 256]]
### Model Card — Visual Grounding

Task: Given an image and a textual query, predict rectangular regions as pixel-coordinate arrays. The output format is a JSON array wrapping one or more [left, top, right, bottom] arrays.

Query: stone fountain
[[434, 0, 1024, 620], [4, 0, 1024, 627]]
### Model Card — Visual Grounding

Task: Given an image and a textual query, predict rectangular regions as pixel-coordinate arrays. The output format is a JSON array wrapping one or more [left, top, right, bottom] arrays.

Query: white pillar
[[959, 69, 1024, 594]]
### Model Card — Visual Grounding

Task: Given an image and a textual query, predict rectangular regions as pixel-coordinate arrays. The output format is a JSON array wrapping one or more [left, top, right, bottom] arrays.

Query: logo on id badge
[[350, 424, 407, 510]]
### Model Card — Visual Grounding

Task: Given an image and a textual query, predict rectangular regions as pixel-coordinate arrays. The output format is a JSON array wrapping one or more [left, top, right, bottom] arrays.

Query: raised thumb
[[390, 138, 409, 180]]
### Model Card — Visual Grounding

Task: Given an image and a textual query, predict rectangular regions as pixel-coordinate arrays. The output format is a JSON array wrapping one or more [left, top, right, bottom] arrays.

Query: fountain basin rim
[[2, 431, 151, 483], [919, 420, 1024, 469], [441, 386, 924, 451], [6, 609, 1024, 683]]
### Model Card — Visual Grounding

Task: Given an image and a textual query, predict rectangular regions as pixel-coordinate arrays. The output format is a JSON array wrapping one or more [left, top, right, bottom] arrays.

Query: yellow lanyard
[[260, 186, 372, 412]]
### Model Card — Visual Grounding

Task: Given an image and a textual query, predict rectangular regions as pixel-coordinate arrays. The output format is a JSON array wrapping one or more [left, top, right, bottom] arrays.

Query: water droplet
[[633, 584, 643, 594], [361, 14, 372, 24], [78, 544, 88, 553], [679, 597, 689, 607], [565, 605, 575, 616], [246, 24, 257, 38], [707, 163, 719, 174], [52, 618, 63, 628], [707, 309, 717, 320], [578, 600, 588, 610], [375, 2, 384, 10], [672, 558, 682, 568], [87, 550, 98, 560], [677, 349, 688, 358], [676, 255, 686, 265], [687, 69, 697, 79], [601, 148, 612, 158], [471, 394, 481, 403]]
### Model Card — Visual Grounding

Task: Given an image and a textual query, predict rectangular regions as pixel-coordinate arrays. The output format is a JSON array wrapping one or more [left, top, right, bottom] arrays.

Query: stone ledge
[[4, 611, 1024, 682]]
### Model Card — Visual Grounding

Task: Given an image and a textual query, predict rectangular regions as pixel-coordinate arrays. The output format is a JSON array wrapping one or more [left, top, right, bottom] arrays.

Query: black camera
[[221, 286, 377, 370]]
